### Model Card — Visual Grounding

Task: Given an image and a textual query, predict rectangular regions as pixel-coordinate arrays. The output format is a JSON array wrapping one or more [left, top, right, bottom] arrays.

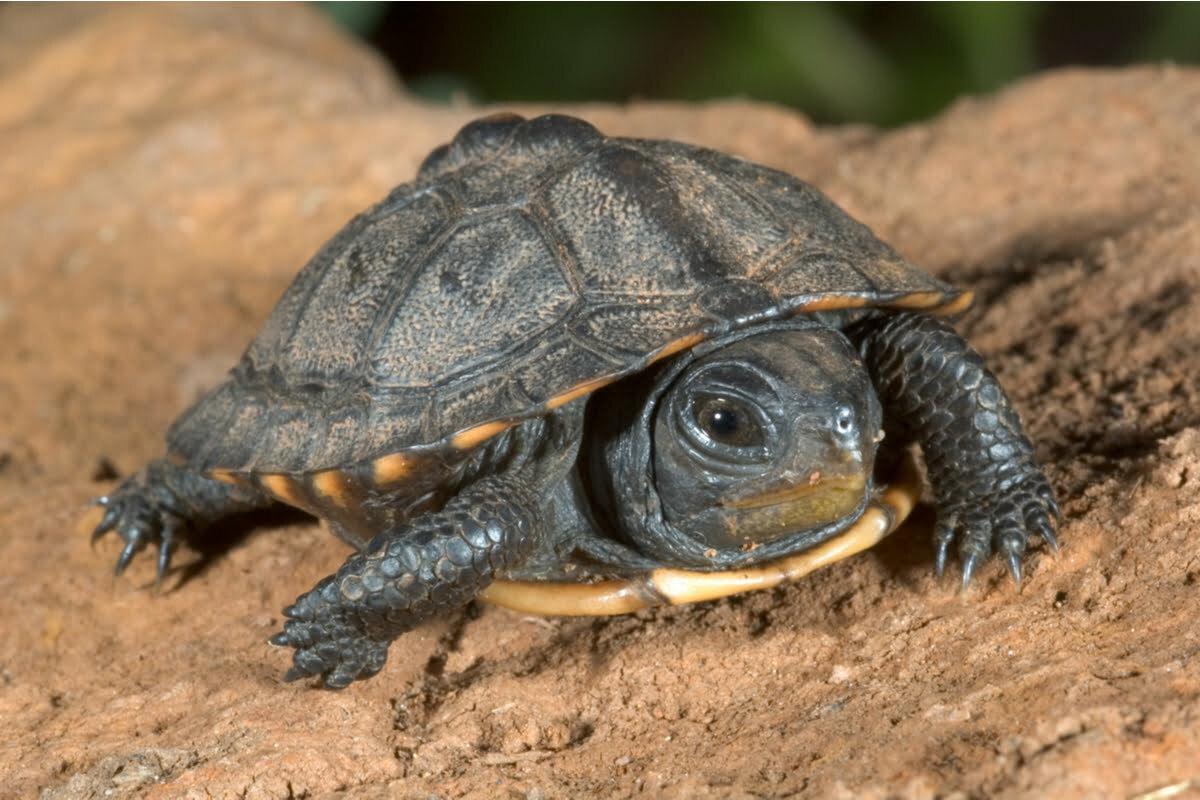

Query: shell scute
[[542, 144, 709, 299], [570, 303, 705, 360], [368, 211, 575, 388], [418, 112, 527, 180], [509, 333, 627, 409]]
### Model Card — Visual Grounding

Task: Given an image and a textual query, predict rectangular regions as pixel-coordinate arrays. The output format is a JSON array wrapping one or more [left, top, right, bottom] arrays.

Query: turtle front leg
[[269, 475, 541, 689], [93, 458, 273, 583], [852, 312, 1059, 587]]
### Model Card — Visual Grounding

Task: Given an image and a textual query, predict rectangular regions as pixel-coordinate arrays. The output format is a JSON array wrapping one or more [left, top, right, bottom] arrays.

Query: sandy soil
[[2, 5, 1199, 799]]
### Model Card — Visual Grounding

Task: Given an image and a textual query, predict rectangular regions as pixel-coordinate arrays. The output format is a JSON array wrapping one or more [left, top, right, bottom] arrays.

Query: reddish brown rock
[[2, 4, 1198, 798]]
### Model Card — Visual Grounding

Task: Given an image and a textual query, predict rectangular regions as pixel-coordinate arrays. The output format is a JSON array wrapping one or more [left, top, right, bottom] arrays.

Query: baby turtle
[[93, 113, 1058, 688]]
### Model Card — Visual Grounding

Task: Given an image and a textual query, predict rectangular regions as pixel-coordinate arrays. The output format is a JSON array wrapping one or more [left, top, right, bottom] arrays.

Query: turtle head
[[652, 326, 888, 556], [638, 325, 883, 564]]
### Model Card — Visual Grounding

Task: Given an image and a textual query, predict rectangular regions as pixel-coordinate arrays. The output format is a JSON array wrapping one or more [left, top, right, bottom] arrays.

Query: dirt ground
[[2, 5, 1199, 799]]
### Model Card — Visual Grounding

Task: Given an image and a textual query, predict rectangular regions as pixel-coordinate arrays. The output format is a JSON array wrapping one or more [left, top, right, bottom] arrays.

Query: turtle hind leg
[[269, 474, 541, 689], [92, 458, 272, 584], [852, 312, 1059, 587]]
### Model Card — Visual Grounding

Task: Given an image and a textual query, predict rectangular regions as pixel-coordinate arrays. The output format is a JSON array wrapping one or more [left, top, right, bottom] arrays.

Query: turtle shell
[[168, 113, 968, 483]]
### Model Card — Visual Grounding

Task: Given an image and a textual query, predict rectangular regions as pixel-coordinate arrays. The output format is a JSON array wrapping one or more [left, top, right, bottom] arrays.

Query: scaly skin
[[852, 312, 1059, 586], [268, 476, 541, 688]]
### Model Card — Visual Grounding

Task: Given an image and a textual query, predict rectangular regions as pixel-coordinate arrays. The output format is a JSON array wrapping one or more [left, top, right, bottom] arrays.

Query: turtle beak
[[672, 434, 873, 553], [716, 456, 869, 545]]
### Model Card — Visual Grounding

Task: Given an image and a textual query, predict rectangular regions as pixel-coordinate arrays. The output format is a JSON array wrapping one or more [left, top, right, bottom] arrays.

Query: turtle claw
[[933, 516, 957, 579], [932, 473, 1057, 589], [1027, 499, 1060, 553], [959, 552, 981, 591], [90, 474, 189, 583], [154, 517, 183, 588], [91, 502, 121, 544], [269, 592, 390, 690], [115, 537, 140, 577], [1038, 522, 1060, 553], [1003, 549, 1023, 588]]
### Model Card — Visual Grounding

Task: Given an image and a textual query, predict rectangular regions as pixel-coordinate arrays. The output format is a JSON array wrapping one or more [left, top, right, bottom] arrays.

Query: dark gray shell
[[168, 113, 964, 477]]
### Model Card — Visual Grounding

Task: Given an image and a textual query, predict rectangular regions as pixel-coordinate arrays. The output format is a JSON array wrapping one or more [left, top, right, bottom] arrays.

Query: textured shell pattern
[[167, 114, 960, 476]]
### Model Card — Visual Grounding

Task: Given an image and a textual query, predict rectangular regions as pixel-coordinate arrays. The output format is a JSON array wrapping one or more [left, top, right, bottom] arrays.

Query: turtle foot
[[90, 457, 272, 586], [268, 475, 541, 688], [933, 471, 1060, 589], [269, 577, 391, 690], [92, 467, 186, 585]]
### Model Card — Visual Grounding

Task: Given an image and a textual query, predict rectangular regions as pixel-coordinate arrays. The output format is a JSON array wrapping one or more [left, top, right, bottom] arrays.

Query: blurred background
[[321, 2, 1200, 126]]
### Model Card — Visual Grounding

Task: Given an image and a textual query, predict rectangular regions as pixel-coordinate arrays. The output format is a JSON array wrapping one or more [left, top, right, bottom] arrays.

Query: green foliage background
[[323, 2, 1200, 126]]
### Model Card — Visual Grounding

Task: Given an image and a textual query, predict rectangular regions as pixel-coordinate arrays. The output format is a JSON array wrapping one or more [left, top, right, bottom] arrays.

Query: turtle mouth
[[716, 471, 868, 544], [723, 472, 862, 510]]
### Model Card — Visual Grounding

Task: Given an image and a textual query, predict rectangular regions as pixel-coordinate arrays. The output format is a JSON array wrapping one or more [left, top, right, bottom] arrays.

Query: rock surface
[[2, 4, 1199, 799]]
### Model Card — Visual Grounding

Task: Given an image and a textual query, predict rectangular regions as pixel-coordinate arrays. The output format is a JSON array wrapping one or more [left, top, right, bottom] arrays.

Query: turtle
[[92, 112, 1059, 689]]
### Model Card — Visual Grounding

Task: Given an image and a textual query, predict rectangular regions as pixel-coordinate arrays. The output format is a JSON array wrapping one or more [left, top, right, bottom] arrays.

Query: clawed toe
[[89, 485, 187, 581], [935, 474, 1059, 589], [269, 599, 389, 689], [90, 501, 121, 543], [959, 551, 981, 589], [933, 515, 957, 578], [1026, 503, 1059, 553], [1003, 549, 1023, 587]]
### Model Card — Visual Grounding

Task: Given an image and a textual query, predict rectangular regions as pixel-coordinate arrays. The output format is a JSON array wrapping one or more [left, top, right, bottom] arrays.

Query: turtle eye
[[834, 405, 855, 435], [693, 395, 764, 449]]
